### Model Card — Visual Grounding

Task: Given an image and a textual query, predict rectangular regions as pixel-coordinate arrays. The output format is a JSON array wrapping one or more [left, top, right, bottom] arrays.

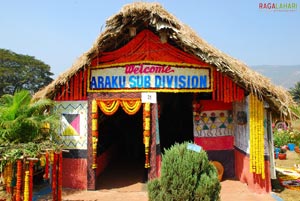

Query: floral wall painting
[[193, 110, 234, 137]]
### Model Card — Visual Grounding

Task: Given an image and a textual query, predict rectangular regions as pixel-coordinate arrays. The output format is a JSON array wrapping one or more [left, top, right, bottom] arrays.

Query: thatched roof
[[34, 2, 295, 117]]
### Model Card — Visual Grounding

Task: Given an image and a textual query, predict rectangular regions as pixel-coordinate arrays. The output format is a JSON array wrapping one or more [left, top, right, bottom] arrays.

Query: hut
[[34, 2, 295, 194]]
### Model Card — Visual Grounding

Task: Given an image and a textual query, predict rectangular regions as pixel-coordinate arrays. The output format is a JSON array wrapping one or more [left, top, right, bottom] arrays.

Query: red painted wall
[[62, 158, 87, 189], [235, 149, 271, 193], [194, 136, 234, 150]]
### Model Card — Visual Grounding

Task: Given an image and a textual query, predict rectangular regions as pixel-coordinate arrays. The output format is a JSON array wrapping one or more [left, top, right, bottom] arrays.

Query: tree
[[289, 81, 300, 103], [0, 90, 59, 144], [0, 49, 53, 96]]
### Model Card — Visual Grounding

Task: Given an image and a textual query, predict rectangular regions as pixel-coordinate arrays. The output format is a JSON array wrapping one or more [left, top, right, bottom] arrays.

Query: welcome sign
[[88, 64, 212, 92]]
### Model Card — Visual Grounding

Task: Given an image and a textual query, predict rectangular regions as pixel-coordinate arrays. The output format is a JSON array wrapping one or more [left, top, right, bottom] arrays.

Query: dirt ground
[[49, 179, 276, 201], [34, 155, 280, 201]]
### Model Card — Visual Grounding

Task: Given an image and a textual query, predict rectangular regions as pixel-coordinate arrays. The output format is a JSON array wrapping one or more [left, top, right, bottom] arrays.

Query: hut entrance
[[96, 106, 146, 189], [158, 93, 194, 151]]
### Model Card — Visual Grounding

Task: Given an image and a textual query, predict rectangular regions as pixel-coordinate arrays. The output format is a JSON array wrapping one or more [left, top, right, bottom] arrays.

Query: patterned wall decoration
[[233, 98, 269, 155], [193, 109, 234, 137], [55, 101, 88, 149], [233, 101, 249, 153]]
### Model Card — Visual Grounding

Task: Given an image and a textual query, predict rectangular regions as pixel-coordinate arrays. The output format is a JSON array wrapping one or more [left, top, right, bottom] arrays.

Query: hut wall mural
[[56, 101, 88, 149], [54, 101, 88, 189], [34, 2, 295, 194]]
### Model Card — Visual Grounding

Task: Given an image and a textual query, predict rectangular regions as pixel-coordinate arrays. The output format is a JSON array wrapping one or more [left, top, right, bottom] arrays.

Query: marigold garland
[[249, 93, 265, 179], [23, 169, 29, 201], [98, 100, 120, 115], [4, 162, 12, 193], [97, 99, 141, 116], [143, 102, 151, 168], [120, 99, 142, 115], [15, 160, 22, 201]]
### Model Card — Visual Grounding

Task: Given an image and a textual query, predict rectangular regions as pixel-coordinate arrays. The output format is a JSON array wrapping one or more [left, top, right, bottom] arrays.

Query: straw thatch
[[34, 2, 295, 117]]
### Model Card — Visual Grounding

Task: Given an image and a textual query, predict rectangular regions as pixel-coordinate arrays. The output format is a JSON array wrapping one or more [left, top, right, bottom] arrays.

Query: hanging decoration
[[23, 167, 29, 201], [249, 93, 265, 179], [92, 99, 98, 169], [4, 162, 12, 194], [0, 146, 64, 201], [213, 70, 245, 102], [120, 99, 142, 115], [143, 102, 151, 168], [15, 160, 22, 201], [96, 99, 142, 116], [98, 100, 120, 115]]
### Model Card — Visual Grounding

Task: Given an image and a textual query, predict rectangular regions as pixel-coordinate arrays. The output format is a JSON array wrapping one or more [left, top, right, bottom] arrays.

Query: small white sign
[[187, 143, 202, 153], [142, 92, 157, 103]]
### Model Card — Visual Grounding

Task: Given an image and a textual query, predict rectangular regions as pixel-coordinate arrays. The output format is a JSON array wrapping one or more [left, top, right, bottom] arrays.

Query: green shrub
[[148, 142, 221, 201]]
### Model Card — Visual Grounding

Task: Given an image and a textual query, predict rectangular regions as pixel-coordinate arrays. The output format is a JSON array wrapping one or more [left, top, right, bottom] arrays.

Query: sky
[[0, 0, 299, 80]]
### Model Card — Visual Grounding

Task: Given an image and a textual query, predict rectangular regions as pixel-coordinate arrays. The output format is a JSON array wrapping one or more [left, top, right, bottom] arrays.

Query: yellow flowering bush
[[274, 129, 300, 147]]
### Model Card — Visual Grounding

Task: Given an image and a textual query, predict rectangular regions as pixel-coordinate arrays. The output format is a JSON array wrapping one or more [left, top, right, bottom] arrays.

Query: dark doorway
[[158, 93, 194, 152], [96, 107, 145, 190]]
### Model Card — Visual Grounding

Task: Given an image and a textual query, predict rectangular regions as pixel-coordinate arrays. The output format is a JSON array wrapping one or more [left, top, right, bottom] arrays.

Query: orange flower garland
[[143, 102, 151, 168], [4, 162, 12, 193], [98, 100, 120, 115], [15, 160, 22, 201], [120, 99, 142, 115]]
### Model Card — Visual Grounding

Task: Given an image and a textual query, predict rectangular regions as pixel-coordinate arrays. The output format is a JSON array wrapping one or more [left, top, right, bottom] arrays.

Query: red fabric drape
[[91, 29, 208, 67]]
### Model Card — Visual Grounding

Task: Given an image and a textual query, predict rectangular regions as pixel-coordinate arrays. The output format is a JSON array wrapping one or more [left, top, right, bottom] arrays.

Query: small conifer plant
[[148, 142, 221, 201]]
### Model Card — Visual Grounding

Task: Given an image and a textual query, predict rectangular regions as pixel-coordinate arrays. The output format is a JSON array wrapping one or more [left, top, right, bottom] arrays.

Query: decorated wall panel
[[55, 101, 88, 149], [233, 100, 249, 153], [193, 100, 233, 137], [233, 97, 269, 155]]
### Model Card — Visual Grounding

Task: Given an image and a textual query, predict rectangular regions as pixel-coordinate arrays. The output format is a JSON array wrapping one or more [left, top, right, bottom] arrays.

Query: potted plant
[[278, 148, 287, 160]]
